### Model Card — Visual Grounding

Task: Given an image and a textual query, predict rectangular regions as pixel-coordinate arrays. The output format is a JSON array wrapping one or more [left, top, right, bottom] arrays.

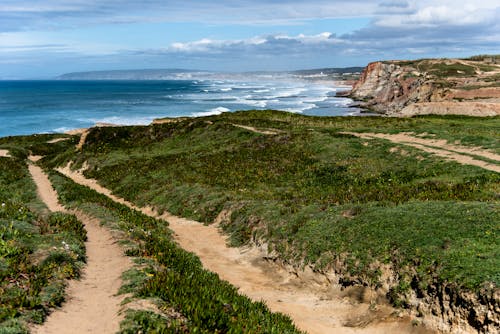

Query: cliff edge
[[349, 56, 500, 116]]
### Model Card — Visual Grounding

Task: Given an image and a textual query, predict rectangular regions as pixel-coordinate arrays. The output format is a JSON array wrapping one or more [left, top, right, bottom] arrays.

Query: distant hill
[[291, 67, 363, 76], [57, 67, 363, 81], [57, 69, 208, 80]]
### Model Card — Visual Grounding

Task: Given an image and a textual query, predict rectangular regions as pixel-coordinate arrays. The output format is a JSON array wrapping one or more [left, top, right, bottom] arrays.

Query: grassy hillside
[[2, 110, 499, 331], [49, 111, 499, 295], [0, 141, 86, 333], [1, 131, 303, 332], [47, 171, 302, 333]]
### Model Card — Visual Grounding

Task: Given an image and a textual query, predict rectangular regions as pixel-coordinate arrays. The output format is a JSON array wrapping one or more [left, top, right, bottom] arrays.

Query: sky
[[1, 0, 499, 78]]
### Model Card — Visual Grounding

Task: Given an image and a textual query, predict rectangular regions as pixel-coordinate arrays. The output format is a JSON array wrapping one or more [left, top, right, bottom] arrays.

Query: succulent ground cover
[[0, 149, 86, 333]]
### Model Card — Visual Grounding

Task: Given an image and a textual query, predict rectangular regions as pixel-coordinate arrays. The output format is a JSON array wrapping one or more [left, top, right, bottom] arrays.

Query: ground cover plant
[[47, 170, 303, 333], [50, 110, 499, 330], [3, 110, 498, 331], [1, 127, 303, 332], [0, 154, 86, 333]]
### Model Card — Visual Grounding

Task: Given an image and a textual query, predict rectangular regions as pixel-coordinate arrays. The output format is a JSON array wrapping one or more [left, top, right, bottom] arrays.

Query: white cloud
[[1, 1, 499, 76], [376, 4, 497, 27], [1, 0, 499, 30], [0, 1, 376, 31], [168, 32, 341, 54]]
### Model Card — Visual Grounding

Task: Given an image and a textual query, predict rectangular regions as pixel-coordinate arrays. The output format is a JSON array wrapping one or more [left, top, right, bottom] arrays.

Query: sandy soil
[[232, 123, 282, 135], [343, 132, 500, 173], [451, 87, 500, 100], [28, 159, 132, 334], [46, 138, 70, 144], [399, 102, 500, 117], [0, 149, 10, 157], [56, 164, 432, 334], [75, 129, 89, 150]]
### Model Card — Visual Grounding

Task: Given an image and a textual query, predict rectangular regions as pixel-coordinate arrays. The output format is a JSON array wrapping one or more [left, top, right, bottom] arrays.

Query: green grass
[[0, 156, 86, 333], [424, 63, 476, 77], [46, 111, 499, 308], [47, 170, 303, 333], [0, 134, 76, 161], [390, 59, 476, 77], [224, 201, 498, 288], [2, 110, 498, 331], [77, 114, 498, 220]]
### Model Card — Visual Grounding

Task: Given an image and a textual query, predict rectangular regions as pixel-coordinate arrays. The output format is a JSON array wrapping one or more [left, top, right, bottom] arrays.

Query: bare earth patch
[[56, 164, 433, 334], [342, 132, 500, 173], [0, 149, 10, 157], [46, 137, 70, 144], [232, 123, 283, 135], [28, 159, 132, 334], [399, 102, 500, 117]]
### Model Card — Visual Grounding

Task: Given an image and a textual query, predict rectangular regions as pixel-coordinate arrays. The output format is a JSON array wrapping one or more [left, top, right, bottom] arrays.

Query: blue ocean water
[[0, 79, 358, 137]]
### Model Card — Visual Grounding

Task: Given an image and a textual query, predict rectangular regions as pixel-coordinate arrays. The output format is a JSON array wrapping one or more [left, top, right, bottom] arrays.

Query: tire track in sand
[[56, 164, 432, 334], [28, 157, 132, 334]]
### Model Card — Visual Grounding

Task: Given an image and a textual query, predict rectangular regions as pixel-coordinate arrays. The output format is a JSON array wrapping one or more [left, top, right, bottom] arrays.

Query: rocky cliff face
[[350, 62, 438, 114], [349, 57, 500, 116]]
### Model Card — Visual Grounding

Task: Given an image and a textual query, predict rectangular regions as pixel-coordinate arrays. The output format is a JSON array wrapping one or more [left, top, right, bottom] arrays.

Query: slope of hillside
[[349, 56, 500, 116], [34, 110, 500, 333]]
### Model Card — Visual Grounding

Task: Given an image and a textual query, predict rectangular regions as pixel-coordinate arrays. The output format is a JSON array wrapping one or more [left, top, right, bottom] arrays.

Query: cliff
[[349, 56, 500, 116]]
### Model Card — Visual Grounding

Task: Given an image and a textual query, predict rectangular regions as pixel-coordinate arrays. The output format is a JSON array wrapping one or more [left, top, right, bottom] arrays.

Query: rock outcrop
[[349, 56, 500, 116]]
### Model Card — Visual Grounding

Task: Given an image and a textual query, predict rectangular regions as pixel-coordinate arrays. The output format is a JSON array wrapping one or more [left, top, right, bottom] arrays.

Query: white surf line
[[28, 158, 132, 334], [56, 164, 423, 334]]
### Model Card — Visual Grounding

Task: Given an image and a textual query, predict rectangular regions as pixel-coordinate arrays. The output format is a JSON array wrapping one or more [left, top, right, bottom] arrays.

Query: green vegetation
[[53, 111, 499, 297], [425, 63, 476, 77], [0, 134, 76, 161], [48, 171, 302, 333], [396, 60, 477, 78], [1, 129, 303, 332], [1, 110, 499, 331], [0, 155, 86, 333], [465, 54, 500, 62], [390, 56, 499, 81]]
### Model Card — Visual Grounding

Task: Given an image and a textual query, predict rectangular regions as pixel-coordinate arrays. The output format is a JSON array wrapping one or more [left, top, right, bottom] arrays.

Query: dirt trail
[[28, 158, 132, 334], [56, 164, 431, 334], [343, 132, 500, 173], [0, 149, 10, 157], [232, 123, 282, 135], [46, 137, 70, 144]]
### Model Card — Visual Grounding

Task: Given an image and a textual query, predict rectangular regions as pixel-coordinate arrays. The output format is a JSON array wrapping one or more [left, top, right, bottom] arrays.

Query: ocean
[[0, 78, 359, 138]]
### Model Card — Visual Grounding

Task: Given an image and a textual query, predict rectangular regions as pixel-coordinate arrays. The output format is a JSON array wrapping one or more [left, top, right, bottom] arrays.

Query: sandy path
[[0, 149, 10, 157], [56, 165, 430, 334], [28, 159, 132, 334], [343, 132, 500, 173], [46, 137, 70, 144], [232, 123, 282, 135]]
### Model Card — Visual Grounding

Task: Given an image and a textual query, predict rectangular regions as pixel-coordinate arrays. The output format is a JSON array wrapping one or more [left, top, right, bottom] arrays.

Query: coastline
[[0, 78, 357, 138]]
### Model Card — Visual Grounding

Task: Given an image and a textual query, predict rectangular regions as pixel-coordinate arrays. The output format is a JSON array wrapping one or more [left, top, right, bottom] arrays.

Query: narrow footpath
[[28, 157, 132, 334], [342, 132, 500, 173], [56, 164, 430, 334]]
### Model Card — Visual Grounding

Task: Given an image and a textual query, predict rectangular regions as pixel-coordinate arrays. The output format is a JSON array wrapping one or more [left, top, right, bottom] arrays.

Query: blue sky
[[1, 0, 499, 78]]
